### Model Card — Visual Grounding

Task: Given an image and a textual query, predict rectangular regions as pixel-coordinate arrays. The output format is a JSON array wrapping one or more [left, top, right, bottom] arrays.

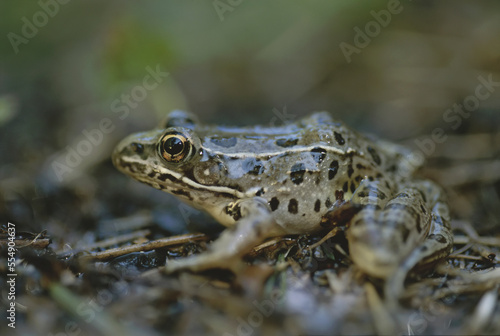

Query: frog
[[112, 110, 453, 298]]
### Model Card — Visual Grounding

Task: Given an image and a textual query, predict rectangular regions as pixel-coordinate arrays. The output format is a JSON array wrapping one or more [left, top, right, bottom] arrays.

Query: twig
[[452, 221, 500, 246], [449, 243, 473, 257], [309, 227, 341, 250], [81, 233, 209, 260], [57, 229, 151, 257], [252, 237, 295, 253], [0, 238, 51, 249], [448, 254, 485, 261]]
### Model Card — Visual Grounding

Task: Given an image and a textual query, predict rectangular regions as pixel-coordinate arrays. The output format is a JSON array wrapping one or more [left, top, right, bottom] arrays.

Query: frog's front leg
[[165, 198, 284, 273]]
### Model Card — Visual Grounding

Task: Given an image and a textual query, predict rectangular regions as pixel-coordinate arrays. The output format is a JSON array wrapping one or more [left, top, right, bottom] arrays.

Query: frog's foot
[[384, 181, 453, 304], [346, 180, 452, 304], [164, 197, 283, 274]]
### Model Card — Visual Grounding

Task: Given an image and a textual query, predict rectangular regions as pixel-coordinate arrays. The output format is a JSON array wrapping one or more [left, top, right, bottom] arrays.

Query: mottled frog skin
[[113, 111, 453, 295]]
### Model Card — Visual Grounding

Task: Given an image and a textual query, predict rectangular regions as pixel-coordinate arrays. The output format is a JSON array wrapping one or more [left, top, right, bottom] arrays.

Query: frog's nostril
[[130, 143, 144, 154]]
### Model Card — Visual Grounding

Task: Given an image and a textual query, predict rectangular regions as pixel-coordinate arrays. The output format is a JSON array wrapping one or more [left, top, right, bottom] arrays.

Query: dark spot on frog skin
[[288, 199, 298, 214], [416, 218, 423, 233], [256, 188, 265, 196], [401, 226, 411, 243], [224, 203, 242, 221], [130, 143, 144, 154], [310, 147, 327, 164], [157, 173, 178, 183], [387, 164, 397, 172], [428, 234, 447, 244], [314, 199, 321, 212], [356, 186, 383, 199], [367, 146, 382, 165], [119, 161, 139, 173], [276, 138, 298, 147], [342, 181, 348, 193], [356, 163, 367, 170], [325, 197, 332, 208], [335, 190, 344, 201], [243, 158, 265, 175], [171, 189, 193, 201], [347, 164, 354, 178], [328, 160, 339, 180], [210, 137, 237, 148], [420, 204, 427, 214], [270, 197, 279, 211], [350, 182, 356, 193], [290, 163, 306, 185], [334, 131, 346, 145]]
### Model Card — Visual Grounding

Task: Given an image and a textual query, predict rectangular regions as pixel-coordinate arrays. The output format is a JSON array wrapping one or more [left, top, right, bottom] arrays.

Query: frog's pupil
[[164, 137, 184, 155]]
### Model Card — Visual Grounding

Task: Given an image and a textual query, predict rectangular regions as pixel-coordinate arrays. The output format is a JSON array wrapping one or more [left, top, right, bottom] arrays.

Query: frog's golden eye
[[159, 132, 191, 162]]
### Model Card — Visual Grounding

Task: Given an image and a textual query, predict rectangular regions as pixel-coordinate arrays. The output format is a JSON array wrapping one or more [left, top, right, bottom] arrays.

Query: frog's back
[[196, 112, 417, 233]]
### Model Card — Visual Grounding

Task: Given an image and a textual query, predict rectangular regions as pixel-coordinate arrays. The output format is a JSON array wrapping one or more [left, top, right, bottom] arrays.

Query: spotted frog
[[113, 111, 452, 295]]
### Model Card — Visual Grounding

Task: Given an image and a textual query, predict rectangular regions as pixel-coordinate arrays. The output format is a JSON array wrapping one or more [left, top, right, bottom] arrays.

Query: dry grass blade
[[466, 285, 499, 334], [365, 282, 398, 335], [452, 220, 500, 246], [308, 227, 341, 250], [81, 233, 209, 260], [0, 238, 51, 249], [57, 229, 151, 257]]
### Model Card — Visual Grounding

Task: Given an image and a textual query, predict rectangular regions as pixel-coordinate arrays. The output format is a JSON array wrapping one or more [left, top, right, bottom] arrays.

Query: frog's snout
[[112, 134, 145, 170]]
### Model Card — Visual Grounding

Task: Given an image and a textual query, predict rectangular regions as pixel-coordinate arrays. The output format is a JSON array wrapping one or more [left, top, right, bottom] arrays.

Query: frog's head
[[112, 110, 242, 225]]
